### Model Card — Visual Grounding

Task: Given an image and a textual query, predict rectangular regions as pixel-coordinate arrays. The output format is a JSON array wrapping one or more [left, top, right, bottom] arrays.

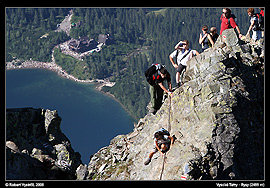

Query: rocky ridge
[[6, 108, 81, 179], [6, 29, 264, 180], [79, 29, 264, 180]]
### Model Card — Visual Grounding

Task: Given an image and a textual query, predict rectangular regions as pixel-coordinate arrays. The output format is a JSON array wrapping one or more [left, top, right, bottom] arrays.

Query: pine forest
[[6, 8, 253, 119]]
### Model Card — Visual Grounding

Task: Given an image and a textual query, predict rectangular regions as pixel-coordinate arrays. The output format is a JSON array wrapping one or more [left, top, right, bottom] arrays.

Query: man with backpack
[[169, 40, 199, 88], [145, 64, 172, 114], [144, 128, 174, 165], [220, 8, 243, 39], [246, 8, 262, 41]]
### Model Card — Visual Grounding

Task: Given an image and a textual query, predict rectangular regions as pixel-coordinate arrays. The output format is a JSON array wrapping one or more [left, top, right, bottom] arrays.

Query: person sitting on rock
[[144, 130, 174, 165]]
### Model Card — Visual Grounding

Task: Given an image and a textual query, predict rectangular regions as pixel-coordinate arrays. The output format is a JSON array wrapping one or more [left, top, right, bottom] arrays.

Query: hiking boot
[[162, 93, 168, 103], [144, 158, 151, 165]]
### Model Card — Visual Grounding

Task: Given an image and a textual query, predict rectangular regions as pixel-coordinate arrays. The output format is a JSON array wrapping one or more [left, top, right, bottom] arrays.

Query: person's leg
[[156, 85, 164, 110], [149, 85, 157, 114], [176, 72, 180, 86], [144, 149, 157, 165], [149, 151, 155, 159], [180, 66, 186, 85], [177, 64, 187, 86], [176, 64, 186, 87]]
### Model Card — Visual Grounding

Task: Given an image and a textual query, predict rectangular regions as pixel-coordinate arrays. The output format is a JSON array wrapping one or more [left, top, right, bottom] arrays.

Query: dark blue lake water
[[6, 69, 135, 164]]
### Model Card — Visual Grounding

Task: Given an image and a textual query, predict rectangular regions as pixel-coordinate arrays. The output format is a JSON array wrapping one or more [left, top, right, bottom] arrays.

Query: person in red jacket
[[220, 8, 243, 39], [259, 8, 264, 37], [260, 8, 264, 17]]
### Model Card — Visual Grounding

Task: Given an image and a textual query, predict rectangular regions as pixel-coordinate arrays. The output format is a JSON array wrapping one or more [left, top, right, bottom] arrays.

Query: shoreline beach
[[6, 59, 138, 121], [6, 59, 115, 87]]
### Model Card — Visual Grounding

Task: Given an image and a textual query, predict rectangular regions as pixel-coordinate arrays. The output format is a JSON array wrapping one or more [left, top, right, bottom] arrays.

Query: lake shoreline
[[6, 59, 138, 121]]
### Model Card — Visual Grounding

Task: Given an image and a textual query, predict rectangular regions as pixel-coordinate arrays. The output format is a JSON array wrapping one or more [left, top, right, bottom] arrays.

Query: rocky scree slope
[[6, 108, 82, 179], [79, 29, 264, 180]]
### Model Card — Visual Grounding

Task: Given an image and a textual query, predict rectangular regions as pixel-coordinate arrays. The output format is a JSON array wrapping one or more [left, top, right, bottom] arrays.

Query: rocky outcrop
[[6, 29, 264, 180], [81, 29, 264, 180], [6, 108, 82, 179]]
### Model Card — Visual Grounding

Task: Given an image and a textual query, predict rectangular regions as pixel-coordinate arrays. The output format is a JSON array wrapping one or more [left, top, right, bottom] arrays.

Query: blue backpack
[[154, 128, 170, 136]]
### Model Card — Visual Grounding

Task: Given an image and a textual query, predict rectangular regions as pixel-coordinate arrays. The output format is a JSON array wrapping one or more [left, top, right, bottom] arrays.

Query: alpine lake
[[6, 69, 135, 164]]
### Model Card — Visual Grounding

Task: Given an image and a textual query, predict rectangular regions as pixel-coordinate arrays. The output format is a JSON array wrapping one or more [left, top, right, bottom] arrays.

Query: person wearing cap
[[146, 64, 172, 114]]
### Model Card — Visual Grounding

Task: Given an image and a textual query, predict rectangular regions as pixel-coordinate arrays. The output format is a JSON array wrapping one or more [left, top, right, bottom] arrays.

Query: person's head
[[181, 40, 189, 50], [223, 8, 231, 18], [154, 132, 163, 139], [202, 25, 208, 33], [159, 68, 168, 78], [247, 8, 255, 16], [210, 27, 217, 35]]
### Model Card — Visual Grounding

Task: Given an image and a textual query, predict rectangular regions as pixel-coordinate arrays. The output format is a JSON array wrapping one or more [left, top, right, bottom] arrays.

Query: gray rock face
[[6, 108, 82, 180], [82, 29, 264, 180], [6, 29, 264, 180]]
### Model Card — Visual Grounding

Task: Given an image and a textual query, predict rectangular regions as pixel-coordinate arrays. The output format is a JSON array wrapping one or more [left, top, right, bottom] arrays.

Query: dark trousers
[[149, 84, 164, 111], [177, 64, 187, 74]]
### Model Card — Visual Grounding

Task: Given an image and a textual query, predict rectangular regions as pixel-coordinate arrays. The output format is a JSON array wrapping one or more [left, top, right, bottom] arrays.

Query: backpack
[[145, 64, 164, 86], [227, 14, 236, 28], [154, 128, 170, 137], [255, 13, 264, 31], [175, 49, 192, 64], [221, 13, 236, 28]]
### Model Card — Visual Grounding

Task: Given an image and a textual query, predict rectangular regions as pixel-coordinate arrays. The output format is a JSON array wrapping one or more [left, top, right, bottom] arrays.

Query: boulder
[[6, 108, 82, 179], [221, 28, 240, 47]]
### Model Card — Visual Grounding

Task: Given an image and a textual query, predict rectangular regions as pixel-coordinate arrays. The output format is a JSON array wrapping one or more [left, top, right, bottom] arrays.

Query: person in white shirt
[[246, 8, 261, 41], [169, 40, 199, 88]]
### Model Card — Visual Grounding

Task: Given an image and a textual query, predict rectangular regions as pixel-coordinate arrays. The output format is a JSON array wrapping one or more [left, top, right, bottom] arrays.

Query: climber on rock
[[169, 40, 199, 88], [144, 128, 174, 165], [145, 64, 172, 114]]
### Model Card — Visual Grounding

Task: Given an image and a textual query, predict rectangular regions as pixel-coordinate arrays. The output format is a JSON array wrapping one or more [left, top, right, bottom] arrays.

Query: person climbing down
[[144, 128, 175, 165], [169, 40, 199, 88], [145, 64, 172, 114]]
